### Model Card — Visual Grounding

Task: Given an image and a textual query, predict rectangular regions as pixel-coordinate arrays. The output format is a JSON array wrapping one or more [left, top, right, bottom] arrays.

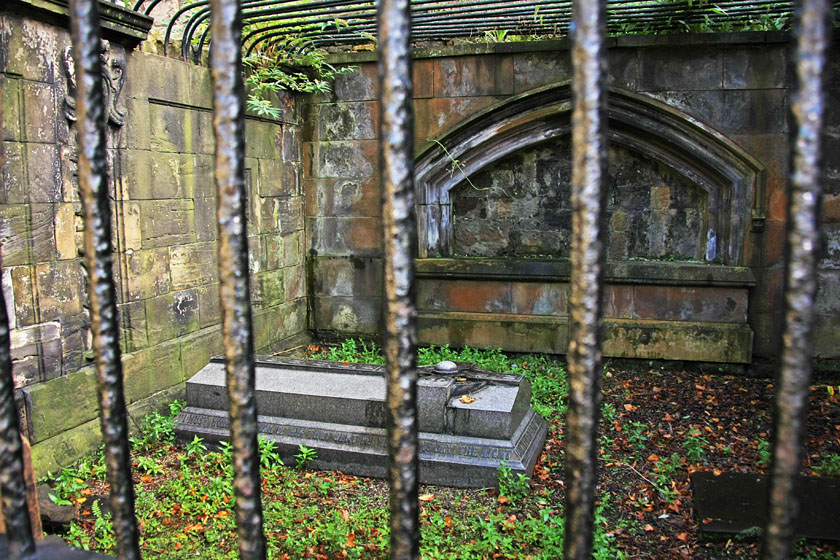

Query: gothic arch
[[414, 83, 766, 265]]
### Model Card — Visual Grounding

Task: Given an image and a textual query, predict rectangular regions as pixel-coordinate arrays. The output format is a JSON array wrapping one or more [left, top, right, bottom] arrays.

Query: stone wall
[[306, 33, 840, 362], [0, 11, 307, 474]]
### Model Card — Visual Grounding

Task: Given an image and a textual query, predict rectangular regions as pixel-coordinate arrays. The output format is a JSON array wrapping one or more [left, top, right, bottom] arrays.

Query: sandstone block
[[123, 248, 171, 301], [145, 289, 200, 345], [170, 242, 217, 290]]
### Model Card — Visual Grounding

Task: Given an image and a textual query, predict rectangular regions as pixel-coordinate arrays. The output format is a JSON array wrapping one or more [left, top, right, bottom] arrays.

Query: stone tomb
[[175, 356, 548, 487]]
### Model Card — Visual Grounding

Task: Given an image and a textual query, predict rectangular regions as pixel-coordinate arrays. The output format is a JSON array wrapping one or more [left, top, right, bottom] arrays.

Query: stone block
[[603, 320, 753, 363], [10, 266, 36, 327], [607, 48, 639, 90], [127, 53, 212, 108], [196, 109, 215, 155], [602, 284, 634, 319], [632, 285, 748, 323], [118, 149, 152, 199], [197, 283, 221, 328], [181, 326, 222, 380], [433, 55, 513, 98], [145, 289, 200, 346], [53, 203, 76, 260], [283, 231, 303, 268], [2, 18, 57, 83], [59, 145, 79, 203], [149, 103, 197, 153], [284, 264, 304, 302], [2, 141, 26, 203], [419, 279, 512, 314], [194, 196, 218, 242], [334, 63, 378, 101], [125, 382, 187, 435], [761, 220, 786, 267], [723, 45, 787, 89], [821, 223, 840, 269], [315, 102, 377, 141], [313, 256, 381, 297], [244, 119, 280, 159], [750, 312, 782, 358], [123, 248, 171, 301], [638, 47, 723, 91], [149, 152, 201, 199], [278, 197, 304, 234], [10, 322, 62, 388], [23, 365, 97, 444], [281, 125, 300, 162], [0, 204, 31, 266], [1, 76, 21, 141], [251, 269, 285, 308], [309, 217, 382, 256], [30, 417, 103, 479], [258, 159, 298, 198], [814, 314, 840, 359], [34, 260, 83, 321], [513, 51, 571, 93], [418, 310, 568, 354], [414, 96, 499, 142], [651, 89, 787, 136], [119, 96, 151, 150], [118, 299, 148, 352], [21, 81, 56, 143], [29, 203, 57, 262], [170, 242, 217, 290], [315, 296, 380, 335], [124, 343, 183, 405], [753, 267, 784, 314], [510, 282, 568, 316], [816, 271, 840, 314], [306, 140, 377, 179], [261, 233, 283, 270], [305, 178, 380, 218], [25, 143, 60, 203], [413, 59, 435, 99], [137, 199, 196, 248]]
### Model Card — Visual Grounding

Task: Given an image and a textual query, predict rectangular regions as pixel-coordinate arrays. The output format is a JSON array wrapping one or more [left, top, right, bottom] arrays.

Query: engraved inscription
[[514, 415, 541, 457]]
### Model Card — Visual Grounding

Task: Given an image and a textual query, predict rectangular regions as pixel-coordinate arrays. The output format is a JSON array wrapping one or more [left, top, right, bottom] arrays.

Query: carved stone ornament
[[63, 40, 127, 127]]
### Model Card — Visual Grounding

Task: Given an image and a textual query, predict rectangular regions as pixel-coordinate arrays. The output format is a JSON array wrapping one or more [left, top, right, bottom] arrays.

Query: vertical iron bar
[[378, 0, 419, 555], [0, 87, 35, 559], [761, 0, 832, 558], [209, 1, 266, 559], [563, 0, 608, 558], [68, 1, 142, 558]]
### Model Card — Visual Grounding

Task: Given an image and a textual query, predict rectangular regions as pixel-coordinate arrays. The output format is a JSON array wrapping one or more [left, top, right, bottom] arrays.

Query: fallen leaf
[[623, 403, 637, 412], [345, 532, 356, 548], [677, 532, 689, 541], [662, 412, 676, 422], [702, 517, 715, 525], [419, 494, 435, 502], [647, 453, 660, 462], [460, 395, 476, 404], [497, 495, 510, 504], [643, 524, 655, 532]]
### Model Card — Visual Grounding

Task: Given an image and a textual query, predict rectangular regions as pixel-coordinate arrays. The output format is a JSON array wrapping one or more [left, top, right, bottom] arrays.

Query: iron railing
[[0, 0, 834, 558]]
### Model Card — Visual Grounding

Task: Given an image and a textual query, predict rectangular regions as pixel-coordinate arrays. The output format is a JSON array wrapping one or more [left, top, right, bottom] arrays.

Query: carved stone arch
[[414, 83, 766, 265]]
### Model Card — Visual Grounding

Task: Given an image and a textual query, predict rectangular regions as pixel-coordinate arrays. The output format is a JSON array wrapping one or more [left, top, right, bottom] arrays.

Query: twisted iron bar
[[378, 0, 420, 556], [760, 0, 832, 558], [209, 0, 267, 558], [563, 0, 609, 558], [68, 1, 142, 558]]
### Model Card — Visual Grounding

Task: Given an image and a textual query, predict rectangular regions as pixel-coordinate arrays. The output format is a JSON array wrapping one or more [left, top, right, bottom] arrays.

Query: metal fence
[[0, 0, 833, 558]]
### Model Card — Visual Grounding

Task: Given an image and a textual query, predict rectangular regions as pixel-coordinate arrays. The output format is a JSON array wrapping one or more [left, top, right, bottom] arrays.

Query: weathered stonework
[[1, 8, 307, 474]]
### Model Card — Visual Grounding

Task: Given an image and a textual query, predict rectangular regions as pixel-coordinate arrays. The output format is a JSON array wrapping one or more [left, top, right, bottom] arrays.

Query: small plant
[[626, 421, 649, 459], [90, 499, 116, 551], [47, 466, 88, 505], [757, 438, 771, 468], [813, 453, 840, 477], [134, 455, 165, 476], [185, 434, 208, 457], [602, 402, 617, 426], [258, 436, 284, 470], [294, 444, 317, 470], [497, 461, 530, 504], [682, 427, 708, 463]]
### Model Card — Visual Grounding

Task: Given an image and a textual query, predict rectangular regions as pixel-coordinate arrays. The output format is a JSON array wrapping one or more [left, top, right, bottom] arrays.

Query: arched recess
[[414, 82, 766, 266]]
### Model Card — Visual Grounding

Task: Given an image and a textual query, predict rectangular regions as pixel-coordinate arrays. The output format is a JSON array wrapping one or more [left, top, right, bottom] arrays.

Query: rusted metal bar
[[208, 1, 266, 559], [761, 0, 832, 558], [0, 258, 36, 558], [378, 0, 420, 556], [68, 1, 142, 558], [563, 0, 609, 558]]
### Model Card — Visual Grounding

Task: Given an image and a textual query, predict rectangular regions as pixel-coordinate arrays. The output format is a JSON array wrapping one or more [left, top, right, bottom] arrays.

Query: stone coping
[[416, 258, 756, 287], [326, 30, 794, 64], [3, 0, 153, 46]]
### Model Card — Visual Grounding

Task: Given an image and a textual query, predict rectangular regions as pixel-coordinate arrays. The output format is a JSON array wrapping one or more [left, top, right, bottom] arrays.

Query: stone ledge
[[418, 311, 753, 363], [3, 0, 152, 47], [417, 258, 756, 287], [326, 31, 796, 64]]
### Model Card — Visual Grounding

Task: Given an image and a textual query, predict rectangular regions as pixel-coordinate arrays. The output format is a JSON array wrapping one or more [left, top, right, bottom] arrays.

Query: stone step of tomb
[[175, 356, 548, 487]]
